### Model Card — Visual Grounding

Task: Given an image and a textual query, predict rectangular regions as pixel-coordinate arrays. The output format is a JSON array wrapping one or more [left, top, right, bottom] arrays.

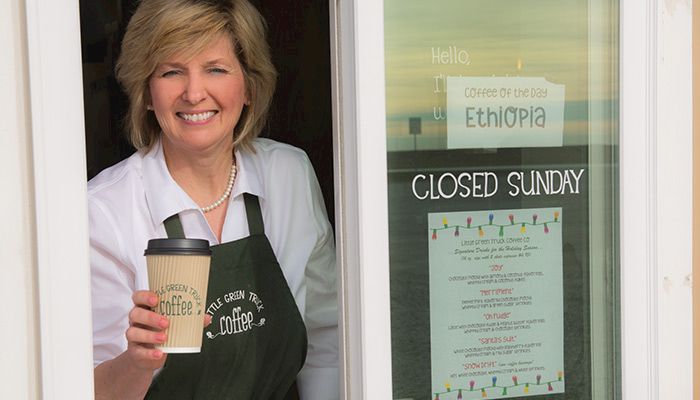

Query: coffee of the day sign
[[447, 77, 566, 149]]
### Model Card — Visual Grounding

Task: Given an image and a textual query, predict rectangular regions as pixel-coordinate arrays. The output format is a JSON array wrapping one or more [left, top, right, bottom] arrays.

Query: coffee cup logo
[[154, 284, 204, 317]]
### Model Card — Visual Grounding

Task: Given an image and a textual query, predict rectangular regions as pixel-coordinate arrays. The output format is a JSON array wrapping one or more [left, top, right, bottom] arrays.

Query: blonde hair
[[116, 0, 276, 150]]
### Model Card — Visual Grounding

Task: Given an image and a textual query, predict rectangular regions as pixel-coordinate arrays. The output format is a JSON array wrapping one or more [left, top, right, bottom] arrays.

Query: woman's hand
[[125, 290, 170, 371], [94, 292, 212, 399], [93, 291, 169, 399], [125, 290, 214, 371]]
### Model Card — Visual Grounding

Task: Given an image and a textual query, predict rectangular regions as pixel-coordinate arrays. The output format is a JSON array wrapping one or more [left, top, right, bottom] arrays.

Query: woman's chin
[[163, 136, 233, 158]]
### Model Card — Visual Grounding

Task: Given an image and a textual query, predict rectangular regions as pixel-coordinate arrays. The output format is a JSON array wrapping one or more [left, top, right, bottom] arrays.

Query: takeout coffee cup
[[145, 238, 212, 353]]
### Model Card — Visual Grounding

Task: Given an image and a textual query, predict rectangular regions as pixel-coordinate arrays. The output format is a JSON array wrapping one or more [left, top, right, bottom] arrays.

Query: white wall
[[0, 0, 41, 398]]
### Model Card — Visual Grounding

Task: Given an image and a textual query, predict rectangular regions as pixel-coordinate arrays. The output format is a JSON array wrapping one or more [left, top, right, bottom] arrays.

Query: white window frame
[[330, 0, 393, 398], [25, 0, 94, 398], [620, 1, 658, 398]]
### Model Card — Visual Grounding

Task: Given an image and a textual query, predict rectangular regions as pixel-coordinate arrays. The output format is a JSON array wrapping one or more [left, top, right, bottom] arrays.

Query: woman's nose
[[182, 75, 207, 104]]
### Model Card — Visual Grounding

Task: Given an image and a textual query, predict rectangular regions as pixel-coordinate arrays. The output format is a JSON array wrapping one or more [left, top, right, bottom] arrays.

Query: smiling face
[[148, 34, 248, 157]]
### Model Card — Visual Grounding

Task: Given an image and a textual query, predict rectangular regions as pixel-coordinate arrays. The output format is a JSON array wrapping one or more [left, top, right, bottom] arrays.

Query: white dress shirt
[[88, 138, 338, 399]]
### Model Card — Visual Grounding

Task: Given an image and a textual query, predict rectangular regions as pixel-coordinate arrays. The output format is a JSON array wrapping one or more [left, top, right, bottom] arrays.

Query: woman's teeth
[[179, 111, 216, 122]]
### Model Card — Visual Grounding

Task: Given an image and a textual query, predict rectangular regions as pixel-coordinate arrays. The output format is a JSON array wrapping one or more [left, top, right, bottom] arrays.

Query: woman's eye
[[161, 70, 180, 77], [209, 67, 228, 74]]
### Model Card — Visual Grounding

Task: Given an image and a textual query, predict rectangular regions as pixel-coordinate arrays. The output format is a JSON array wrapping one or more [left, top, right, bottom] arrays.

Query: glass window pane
[[384, 1, 619, 399]]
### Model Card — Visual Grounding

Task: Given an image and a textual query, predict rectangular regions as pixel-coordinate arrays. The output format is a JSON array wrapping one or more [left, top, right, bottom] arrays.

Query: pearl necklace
[[201, 162, 236, 213]]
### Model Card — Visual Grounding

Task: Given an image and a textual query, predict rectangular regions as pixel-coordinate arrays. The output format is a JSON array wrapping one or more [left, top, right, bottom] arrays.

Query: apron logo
[[205, 289, 265, 339]]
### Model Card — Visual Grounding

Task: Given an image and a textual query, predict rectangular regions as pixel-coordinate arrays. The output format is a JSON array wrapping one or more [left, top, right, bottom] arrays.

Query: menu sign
[[428, 208, 565, 399]]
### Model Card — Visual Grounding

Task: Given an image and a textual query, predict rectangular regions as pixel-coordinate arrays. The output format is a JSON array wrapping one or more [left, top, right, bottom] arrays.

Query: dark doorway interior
[[80, 0, 335, 225]]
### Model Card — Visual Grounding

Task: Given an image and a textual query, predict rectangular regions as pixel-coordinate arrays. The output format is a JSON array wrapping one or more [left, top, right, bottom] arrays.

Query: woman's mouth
[[177, 111, 217, 122]]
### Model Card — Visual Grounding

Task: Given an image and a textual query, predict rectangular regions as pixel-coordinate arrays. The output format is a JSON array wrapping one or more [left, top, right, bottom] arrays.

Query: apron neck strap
[[243, 193, 265, 235], [164, 214, 185, 239]]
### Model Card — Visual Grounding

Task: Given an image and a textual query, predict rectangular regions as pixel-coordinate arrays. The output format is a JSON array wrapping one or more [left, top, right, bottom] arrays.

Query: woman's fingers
[[130, 290, 169, 331], [204, 314, 212, 327], [125, 342, 168, 370], [133, 346, 165, 361], [123, 290, 170, 371], [128, 306, 169, 331], [132, 290, 158, 308], [126, 325, 167, 346]]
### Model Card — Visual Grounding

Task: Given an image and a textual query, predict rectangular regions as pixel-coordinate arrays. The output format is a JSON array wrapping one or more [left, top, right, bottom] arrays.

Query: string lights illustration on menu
[[430, 211, 561, 240], [431, 372, 564, 399]]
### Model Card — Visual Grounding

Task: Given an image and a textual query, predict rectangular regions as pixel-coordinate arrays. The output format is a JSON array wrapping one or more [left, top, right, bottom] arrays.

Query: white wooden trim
[[655, 0, 693, 397], [621, 0, 694, 398], [24, 0, 94, 398], [1, 1, 41, 398], [620, 0, 659, 398], [331, 0, 394, 398]]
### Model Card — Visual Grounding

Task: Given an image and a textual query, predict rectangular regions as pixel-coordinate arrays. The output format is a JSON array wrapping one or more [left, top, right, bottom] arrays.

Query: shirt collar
[[143, 140, 265, 228], [231, 144, 265, 201], [143, 141, 197, 228]]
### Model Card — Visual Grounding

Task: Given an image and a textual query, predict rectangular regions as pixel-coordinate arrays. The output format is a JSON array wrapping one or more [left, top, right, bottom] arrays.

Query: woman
[[89, 0, 338, 398]]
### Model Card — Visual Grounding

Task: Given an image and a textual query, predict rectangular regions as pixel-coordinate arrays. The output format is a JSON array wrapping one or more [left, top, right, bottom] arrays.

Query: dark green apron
[[146, 194, 307, 400]]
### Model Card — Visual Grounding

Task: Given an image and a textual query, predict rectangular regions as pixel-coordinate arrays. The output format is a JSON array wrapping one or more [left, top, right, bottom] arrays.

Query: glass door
[[383, 1, 619, 399]]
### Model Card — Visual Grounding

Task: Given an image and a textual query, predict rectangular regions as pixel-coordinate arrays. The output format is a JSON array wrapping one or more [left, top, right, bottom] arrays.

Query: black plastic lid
[[144, 238, 212, 256]]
